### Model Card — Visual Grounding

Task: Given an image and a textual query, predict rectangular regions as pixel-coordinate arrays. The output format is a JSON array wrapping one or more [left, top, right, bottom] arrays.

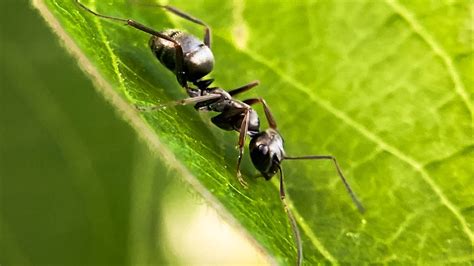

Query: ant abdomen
[[149, 30, 214, 82]]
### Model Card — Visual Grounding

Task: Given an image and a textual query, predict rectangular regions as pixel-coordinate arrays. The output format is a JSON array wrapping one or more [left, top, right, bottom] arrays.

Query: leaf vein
[[384, 0, 474, 125], [235, 45, 474, 243], [316, 18, 412, 88], [346, 52, 433, 113]]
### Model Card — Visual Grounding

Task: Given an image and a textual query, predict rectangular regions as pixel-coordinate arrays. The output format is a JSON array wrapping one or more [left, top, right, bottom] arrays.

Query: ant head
[[249, 129, 285, 180]]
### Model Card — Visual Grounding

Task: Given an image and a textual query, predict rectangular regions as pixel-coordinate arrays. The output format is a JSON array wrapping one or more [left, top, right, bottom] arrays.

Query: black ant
[[75, 1, 365, 265]]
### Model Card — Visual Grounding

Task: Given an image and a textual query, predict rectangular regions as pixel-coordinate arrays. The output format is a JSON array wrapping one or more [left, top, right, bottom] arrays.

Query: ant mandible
[[75, 1, 365, 265]]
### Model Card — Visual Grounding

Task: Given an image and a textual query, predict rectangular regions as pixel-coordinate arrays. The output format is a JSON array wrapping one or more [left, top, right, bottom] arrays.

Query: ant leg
[[284, 155, 365, 213], [75, 0, 187, 87], [243, 98, 277, 129], [160, 5, 212, 47], [277, 165, 303, 266], [228, 80, 260, 96], [236, 108, 251, 188], [136, 94, 221, 112], [76, 1, 169, 38]]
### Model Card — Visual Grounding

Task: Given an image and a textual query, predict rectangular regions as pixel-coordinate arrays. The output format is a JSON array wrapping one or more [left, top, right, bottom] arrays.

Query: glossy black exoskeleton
[[149, 29, 213, 85], [75, 0, 214, 88]]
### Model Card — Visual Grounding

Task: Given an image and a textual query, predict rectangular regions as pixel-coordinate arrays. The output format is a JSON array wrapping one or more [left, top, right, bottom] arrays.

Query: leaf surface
[[35, 0, 473, 264]]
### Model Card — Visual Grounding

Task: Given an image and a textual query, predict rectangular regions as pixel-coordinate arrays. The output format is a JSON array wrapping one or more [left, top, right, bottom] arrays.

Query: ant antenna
[[284, 155, 365, 213], [277, 165, 303, 266]]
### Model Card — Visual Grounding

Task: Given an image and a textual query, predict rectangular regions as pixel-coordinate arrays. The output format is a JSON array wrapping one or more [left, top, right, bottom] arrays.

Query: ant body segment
[[75, 1, 365, 265], [76, 0, 214, 88]]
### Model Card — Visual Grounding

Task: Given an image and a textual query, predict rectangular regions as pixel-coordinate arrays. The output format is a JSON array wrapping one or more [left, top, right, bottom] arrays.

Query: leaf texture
[[35, 0, 473, 264]]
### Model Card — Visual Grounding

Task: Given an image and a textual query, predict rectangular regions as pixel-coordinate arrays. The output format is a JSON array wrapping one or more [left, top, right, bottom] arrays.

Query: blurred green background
[[0, 1, 264, 264]]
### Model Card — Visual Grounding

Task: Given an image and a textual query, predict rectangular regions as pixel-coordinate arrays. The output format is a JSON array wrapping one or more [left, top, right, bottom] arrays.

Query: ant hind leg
[[160, 5, 212, 47], [228, 80, 260, 96]]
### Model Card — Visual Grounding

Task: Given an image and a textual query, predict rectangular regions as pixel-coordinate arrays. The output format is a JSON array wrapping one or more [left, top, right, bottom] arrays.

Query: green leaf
[[34, 0, 473, 264]]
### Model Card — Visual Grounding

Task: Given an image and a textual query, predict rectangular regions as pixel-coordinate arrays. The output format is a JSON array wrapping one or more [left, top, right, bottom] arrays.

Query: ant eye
[[258, 144, 269, 155]]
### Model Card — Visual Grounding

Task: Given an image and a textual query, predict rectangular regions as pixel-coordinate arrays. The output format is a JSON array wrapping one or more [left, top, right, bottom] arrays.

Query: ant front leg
[[277, 165, 303, 265], [210, 107, 254, 187], [236, 108, 251, 188], [284, 155, 365, 213]]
